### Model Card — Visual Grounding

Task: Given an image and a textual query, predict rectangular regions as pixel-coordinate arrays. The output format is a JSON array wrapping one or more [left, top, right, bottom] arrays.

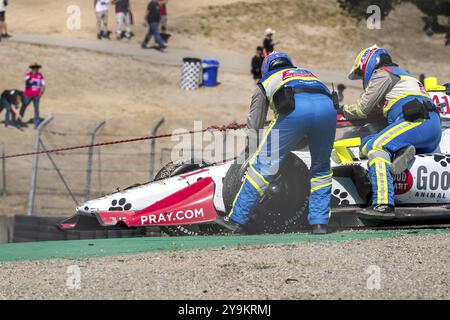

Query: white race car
[[59, 80, 450, 235]]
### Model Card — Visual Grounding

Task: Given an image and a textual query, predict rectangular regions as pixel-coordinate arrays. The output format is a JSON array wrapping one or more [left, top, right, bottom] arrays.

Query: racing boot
[[215, 216, 243, 234], [391, 146, 416, 175], [359, 204, 395, 220], [311, 224, 328, 235]]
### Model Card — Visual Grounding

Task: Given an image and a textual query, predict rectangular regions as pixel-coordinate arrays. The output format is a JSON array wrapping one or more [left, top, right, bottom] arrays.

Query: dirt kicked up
[[0, 229, 449, 299]]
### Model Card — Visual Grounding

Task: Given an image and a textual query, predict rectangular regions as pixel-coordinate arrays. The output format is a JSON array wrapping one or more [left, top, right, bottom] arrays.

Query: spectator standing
[[20, 63, 46, 129], [0, 0, 11, 39], [141, 0, 166, 51], [158, 0, 168, 32], [251, 46, 265, 83], [0, 89, 23, 128], [263, 28, 276, 56], [113, 0, 133, 39], [94, 0, 111, 40]]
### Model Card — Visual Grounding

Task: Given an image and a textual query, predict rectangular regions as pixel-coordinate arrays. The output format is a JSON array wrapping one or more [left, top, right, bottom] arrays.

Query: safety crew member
[[218, 52, 337, 234], [343, 45, 441, 219]]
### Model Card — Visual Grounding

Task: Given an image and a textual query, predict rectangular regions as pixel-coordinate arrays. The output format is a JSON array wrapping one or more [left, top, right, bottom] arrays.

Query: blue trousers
[[21, 96, 41, 128], [143, 22, 165, 48], [362, 112, 441, 206], [229, 93, 337, 226]]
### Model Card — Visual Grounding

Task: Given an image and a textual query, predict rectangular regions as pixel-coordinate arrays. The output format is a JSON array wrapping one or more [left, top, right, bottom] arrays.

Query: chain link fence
[[2, 114, 247, 218]]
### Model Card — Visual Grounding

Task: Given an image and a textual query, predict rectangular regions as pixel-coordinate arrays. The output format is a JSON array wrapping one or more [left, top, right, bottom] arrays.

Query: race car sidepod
[[95, 176, 220, 228]]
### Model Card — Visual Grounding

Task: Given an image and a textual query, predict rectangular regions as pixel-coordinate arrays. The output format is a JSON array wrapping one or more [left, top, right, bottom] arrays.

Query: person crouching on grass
[[0, 89, 23, 129], [19, 62, 46, 129]]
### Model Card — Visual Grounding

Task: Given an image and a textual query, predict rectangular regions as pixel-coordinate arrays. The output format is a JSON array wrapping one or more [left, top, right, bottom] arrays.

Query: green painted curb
[[0, 229, 448, 262]]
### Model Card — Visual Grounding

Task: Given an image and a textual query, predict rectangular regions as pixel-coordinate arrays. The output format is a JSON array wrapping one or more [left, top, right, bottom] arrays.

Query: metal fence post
[[40, 140, 80, 206], [84, 119, 106, 202], [149, 117, 165, 180], [1, 143, 6, 196], [27, 115, 53, 216], [97, 147, 102, 196]]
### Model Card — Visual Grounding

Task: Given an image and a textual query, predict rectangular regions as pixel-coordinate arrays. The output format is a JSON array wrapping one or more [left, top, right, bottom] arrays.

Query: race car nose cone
[[76, 204, 90, 213]]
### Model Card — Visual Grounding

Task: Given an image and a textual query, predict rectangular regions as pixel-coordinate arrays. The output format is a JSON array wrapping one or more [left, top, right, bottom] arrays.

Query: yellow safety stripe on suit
[[245, 173, 265, 197], [310, 172, 333, 193], [261, 73, 320, 90], [245, 166, 270, 197], [369, 158, 388, 204], [362, 121, 423, 156], [373, 120, 424, 150], [383, 91, 430, 116], [367, 149, 391, 162], [228, 115, 279, 218], [249, 115, 279, 165], [368, 150, 390, 204], [381, 161, 388, 203], [260, 69, 320, 111], [249, 164, 270, 187], [361, 141, 370, 156], [366, 121, 422, 204], [369, 156, 391, 167], [271, 76, 320, 94]]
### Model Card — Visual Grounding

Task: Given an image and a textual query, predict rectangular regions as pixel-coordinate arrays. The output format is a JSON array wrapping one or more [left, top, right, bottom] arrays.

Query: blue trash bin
[[202, 60, 220, 87]]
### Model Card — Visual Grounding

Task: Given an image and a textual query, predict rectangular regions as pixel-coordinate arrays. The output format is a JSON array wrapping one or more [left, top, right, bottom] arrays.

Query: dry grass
[[1, 0, 449, 215]]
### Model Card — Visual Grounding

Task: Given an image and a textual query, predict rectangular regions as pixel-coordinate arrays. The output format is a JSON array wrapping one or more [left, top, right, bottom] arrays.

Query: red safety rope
[[1, 119, 354, 160], [0, 123, 248, 160]]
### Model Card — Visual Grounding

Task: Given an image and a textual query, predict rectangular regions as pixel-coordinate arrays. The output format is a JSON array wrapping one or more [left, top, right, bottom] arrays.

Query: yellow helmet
[[348, 44, 391, 88]]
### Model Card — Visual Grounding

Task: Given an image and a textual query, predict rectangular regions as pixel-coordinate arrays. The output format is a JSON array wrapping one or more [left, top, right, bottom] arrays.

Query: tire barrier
[[12, 215, 162, 243]]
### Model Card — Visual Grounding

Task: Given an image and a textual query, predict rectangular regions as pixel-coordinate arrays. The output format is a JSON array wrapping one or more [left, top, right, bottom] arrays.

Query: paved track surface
[[0, 230, 449, 299], [7, 34, 359, 88]]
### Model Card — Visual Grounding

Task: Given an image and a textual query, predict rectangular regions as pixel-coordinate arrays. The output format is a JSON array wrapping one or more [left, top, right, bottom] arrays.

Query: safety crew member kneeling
[[342, 45, 442, 219]]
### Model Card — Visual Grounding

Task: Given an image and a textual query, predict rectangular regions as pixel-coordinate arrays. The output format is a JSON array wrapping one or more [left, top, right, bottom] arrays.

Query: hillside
[[6, 0, 450, 79]]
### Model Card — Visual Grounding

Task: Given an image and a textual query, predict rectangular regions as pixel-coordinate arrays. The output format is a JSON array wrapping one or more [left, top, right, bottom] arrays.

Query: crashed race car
[[59, 79, 450, 235]]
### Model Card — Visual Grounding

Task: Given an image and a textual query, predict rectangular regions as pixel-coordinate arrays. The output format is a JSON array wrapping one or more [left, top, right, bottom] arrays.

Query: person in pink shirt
[[19, 62, 46, 129]]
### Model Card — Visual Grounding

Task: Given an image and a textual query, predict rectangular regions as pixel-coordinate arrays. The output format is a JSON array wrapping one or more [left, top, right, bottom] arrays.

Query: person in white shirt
[[0, 0, 11, 39], [94, 0, 111, 40]]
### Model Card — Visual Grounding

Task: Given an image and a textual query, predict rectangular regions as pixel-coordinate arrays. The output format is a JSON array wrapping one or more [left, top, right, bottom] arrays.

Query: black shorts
[[0, 11, 5, 22]]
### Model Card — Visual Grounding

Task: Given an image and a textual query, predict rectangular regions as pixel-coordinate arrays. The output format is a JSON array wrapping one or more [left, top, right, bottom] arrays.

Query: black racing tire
[[222, 153, 310, 234], [222, 158, 250, 213], [154, 160, 219, 236]]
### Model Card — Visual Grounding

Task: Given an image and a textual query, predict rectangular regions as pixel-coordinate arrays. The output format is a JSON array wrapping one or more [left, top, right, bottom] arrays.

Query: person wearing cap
[[263, 28, 276, 56], [19, 63, 46, 129], [217, 52, 337, 234], [0, 89, 23, 128]]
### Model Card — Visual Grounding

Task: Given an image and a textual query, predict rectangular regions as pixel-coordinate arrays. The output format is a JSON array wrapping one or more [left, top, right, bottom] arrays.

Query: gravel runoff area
[[0, 232, 449, 300]]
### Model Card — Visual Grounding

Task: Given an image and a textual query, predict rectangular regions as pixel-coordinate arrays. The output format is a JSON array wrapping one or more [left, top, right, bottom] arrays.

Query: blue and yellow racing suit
[[344, 66, 442, 206], [229, 68, 337, 226]]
